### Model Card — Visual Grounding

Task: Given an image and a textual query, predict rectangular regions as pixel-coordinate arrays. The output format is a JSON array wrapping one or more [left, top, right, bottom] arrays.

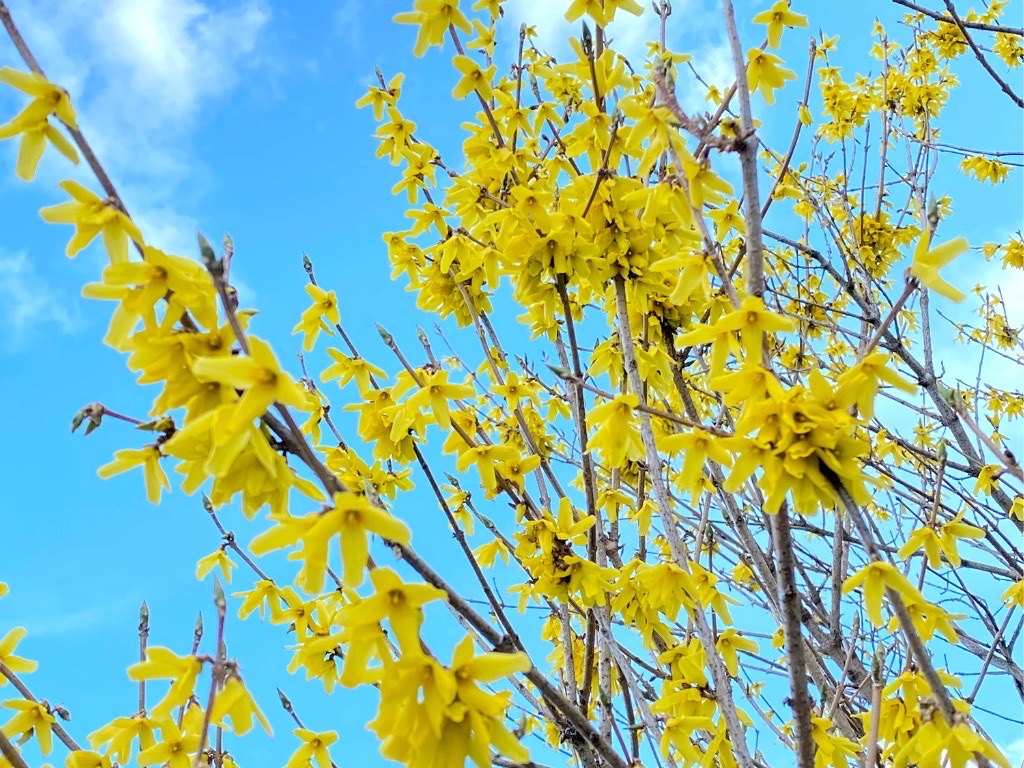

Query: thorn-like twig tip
[[213, 577, 227, 613], [277, 687, 294, 712]]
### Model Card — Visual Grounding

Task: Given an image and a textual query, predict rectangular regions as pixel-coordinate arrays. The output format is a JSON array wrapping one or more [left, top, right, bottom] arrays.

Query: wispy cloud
[[0, 251, 80, 345], [334, 0, 364, 53], [3, 0, 271, 258], [999, 736, 1024, 767]]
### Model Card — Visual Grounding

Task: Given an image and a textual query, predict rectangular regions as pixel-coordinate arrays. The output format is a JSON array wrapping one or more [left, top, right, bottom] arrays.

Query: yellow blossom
[[195, 547, 237, 583], [210, 676, 272, 736], [97, 446, 170, 505], [393, 1, 471, 58], [0, 67, 79, 180], [66, 751, 114, 768], [192, 336, 309, 433], [286, 729, 337, 768], [1, 699, 56, 755], [451, 54, 495, 100], [752, 1, 809, 49], [842, 561, 923, 627], [39, 180, 143, 263], [292, 284, 341, 351], [136, 720, 198, 768], [909, 234, 969, 303], [746, 48, 797, 104], [0, 628, 37, 679], [126, 647, 202, 719]]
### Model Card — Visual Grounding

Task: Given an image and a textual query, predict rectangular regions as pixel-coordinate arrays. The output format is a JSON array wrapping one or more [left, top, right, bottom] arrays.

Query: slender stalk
[[0, 730, 30, 768], [612, 276, 755, 768], [722, 0, 767, 298], [0, 663, 82, 751], [138, 601, 149, 714], [192, 580, 227, 768], [769, 503, 816, 768]]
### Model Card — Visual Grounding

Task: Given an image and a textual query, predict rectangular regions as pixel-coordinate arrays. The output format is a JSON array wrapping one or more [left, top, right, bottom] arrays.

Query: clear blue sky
[[0, 1, 1021, 766]]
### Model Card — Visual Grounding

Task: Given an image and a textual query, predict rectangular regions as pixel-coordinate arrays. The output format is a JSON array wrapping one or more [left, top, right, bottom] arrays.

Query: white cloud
[[3, 0, 270, 256], [0, 251, 80, 344], [334, 0, 364, 53], [999, 736, 1024, 767], [679, 40, 736, 114], [14, 0, 268, 168]]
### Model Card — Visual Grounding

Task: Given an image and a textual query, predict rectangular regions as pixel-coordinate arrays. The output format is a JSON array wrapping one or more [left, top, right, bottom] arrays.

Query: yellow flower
[[678, 296, 796, 374], [565, 0, 643, 27], [393, 0, 472, 58], [959, 155, 1011, 184], [285, 729, 337, 768], [0, 67, 79, 180], [97, 446, 170, 505], [0, 628, 37, 679], [88, 715, 158, 764], [660, 429, 733, 500], [292, 284, 340, 351], [771, 626, 785, 649], [454, 443, 521, 492], [126, 647, 202, 719], [809, 717, 861, 768], [195, 547, 237, 583], [746, 48, 797, 105], [298, 492, 412, 590], [973, 464, 1002, 495], [1002, 579, 1024, 608], [66, 750, 114, 768], [192, 336, 309, 433], [82, 245, 218, 347], [909, 234, 969, 303], [715, 628, 759, 676], [232, 578, 285, 620], [585, 393, 645, 468], [842, 561, 922, 627], [836, 352, 916, 420], [136, 721, 198, 768], [39, 180, 143, 263], [473, 538, 510, 568], [897, 525, 944, 568], [354, 72, 404, 120], [708, 199, 746, 239], [321, 349, 386, 394], [752, 0, 808, 49], [405, 369, 476, 428], [1, 699, 56, 755], [336, 567, 447, 653], [210, 676, 272, 736], [935, 511, 985, 567], [451, 54, 495, 100]]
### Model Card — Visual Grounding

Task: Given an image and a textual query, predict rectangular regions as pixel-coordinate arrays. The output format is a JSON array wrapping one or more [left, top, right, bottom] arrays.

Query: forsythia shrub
[[1, 1, 1022, 767]]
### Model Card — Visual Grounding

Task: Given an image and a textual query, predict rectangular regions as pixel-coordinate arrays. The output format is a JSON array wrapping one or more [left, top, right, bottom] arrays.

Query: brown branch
[[769, 504, 816, 768], [891, 0, 1024, 35], [940, 0, 1023, 108], [0, 730, 30, 768], [722, 0, 767, 299], [0, 662, 82, 752]]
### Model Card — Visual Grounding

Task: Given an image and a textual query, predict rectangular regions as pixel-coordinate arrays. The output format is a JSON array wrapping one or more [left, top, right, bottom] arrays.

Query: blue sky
[[1, 0, 1022, 766]]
